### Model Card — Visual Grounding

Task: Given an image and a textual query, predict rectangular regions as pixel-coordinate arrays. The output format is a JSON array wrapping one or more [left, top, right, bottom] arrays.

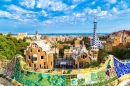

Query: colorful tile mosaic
[[6, 55, 127, 86], [114, 57, 130, 78]]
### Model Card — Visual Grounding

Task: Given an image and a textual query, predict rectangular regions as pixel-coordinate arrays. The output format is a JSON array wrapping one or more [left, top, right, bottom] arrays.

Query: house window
[[34, 64, 36, 69], [29, 63, 31, 67], [28, 56, 30, 59], [44, 62, 46, 65], [38, 49, 40, 52], [30, 49, 32, 52], [40, 64, 42, 68], [83, 55, 85, 59], [44, 66, 46, 69], [51, 61, 52, 66], [41, 56, 44, 59]]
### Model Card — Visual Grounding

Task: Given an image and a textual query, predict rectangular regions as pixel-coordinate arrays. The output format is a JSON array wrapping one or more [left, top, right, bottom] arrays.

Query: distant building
[[108, 30, 130, 46], [74, 39, 81, 48], [55, 18, 99, 68], [24, 31, 54, 69], [55, 41, 91, 69], [72, 41, 91, 68], [104, 30, 130, 51], [12, 32, 27, 40], [64, 48, 73, 58], [90, 38, 106, 49], [18, 32, 27, 36]]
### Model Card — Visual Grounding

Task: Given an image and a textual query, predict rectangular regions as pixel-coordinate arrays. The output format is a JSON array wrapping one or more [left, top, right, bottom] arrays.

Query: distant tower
[[91, 17, 99, 61], [34, 31, 40, 40]]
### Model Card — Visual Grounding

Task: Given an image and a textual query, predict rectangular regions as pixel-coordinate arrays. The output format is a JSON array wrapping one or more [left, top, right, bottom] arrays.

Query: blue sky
[[0, 0, 130, 34]]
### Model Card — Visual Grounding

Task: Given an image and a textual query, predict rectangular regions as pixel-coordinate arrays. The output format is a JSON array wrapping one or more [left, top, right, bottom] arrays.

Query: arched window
[[38, 49, 40, 52]]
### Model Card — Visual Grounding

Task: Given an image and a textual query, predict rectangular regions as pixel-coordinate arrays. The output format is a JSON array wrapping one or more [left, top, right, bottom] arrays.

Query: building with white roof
[[24, 31, 54, 69]]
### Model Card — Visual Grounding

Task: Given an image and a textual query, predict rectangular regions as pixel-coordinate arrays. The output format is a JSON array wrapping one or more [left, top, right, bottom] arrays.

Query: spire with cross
[[92, 17, 97, 46]]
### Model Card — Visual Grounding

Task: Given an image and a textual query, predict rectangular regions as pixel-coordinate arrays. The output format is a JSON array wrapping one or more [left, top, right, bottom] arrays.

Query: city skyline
[[0, 0, 130, 33]]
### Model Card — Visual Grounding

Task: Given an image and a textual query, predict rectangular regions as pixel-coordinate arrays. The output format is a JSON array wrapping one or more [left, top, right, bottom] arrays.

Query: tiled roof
[[112, 30, 130, 35], [25, 40, 53, 54], [72, 46, 92, 60]]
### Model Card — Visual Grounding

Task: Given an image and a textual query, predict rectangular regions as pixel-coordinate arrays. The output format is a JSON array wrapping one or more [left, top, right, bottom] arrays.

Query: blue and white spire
[[92, 17, 97, 46], [91, 17, 99, 52]]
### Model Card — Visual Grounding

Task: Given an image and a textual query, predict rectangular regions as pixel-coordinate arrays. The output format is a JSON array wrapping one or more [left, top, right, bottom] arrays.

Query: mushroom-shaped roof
[[25, 40, 53, 54], [72, 46, 90, 60]]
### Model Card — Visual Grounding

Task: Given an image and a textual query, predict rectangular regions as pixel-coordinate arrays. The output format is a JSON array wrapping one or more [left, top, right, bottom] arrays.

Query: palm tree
[[52, 41, 58, 59], [52, 41, 58, 55]]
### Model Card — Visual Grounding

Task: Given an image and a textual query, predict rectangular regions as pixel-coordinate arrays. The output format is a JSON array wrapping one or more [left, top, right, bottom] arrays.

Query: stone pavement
[[0, 77, 13, 86]]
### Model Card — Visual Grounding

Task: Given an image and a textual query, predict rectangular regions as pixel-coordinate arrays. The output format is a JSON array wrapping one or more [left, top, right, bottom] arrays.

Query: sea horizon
[[13, 33, 110, 36]]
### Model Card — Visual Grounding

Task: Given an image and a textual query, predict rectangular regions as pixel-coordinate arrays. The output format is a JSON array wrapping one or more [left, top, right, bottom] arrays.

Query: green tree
[[90, 61, 100, 67], [59, 45, 71, 57], [109, 46, 130, 60], [0, 35, 29, 60], [7, 32, 12, 36], [99, 36, 108, 41], [63, 45, 71, 49], [126, 43, 130, 49], [52, 41, 58, 54], [57, 40, 64, 44], [82, 36, 89, 43], [23, 36, 32, 42], [98, 49, 107, 63]]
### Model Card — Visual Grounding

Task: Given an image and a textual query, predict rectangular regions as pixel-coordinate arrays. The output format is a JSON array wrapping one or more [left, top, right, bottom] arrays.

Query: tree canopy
[[82, 36, 89, 43], [98, 49, 108, 63], [0, 35, 29, 60], [59, 45, 71, 57], [109, 44, 130, 60]]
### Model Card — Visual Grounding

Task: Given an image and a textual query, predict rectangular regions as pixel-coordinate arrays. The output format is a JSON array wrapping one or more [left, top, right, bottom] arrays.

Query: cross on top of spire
[[94, 17, 96, 22]]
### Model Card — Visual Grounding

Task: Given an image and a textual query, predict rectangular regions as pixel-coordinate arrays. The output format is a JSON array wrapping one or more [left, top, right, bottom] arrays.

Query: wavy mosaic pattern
[[114, 58, 130, 78], [7, 55, 121, 86], [11, 59, 66, 86], [4, 54, 130, 85]]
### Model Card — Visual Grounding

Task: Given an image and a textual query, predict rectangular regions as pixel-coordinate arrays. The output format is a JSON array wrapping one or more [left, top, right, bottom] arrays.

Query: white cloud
[[112, 7, 118, 13], [72, 0, 85, 4], [117, 1, 128, 9], [50, 1, 68, 11], [91, 1, 96, 5], [84, 8, 98, 14], [36, 0, 68, 11], [41, 10, 47, 17], [36, 0, 50, 9], [0, 10, 11, 18], [70, 5, 77, 9], [108, 0, 117, 4], [20, 0, 36, 9], [4, 5, 39, 22], [83, 7, 114, 18], [8, 4, 29, 13], [105, 0, 117, 4], [97, 11, 108, 17]]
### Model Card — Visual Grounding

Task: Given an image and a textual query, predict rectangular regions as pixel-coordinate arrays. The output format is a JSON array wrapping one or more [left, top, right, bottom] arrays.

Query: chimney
[[82, 41, 84, 46]]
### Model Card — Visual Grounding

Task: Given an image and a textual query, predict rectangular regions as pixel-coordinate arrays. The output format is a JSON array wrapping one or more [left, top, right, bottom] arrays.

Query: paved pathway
[[0, 77, 13, 86], [118, 79, 130, 86]]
